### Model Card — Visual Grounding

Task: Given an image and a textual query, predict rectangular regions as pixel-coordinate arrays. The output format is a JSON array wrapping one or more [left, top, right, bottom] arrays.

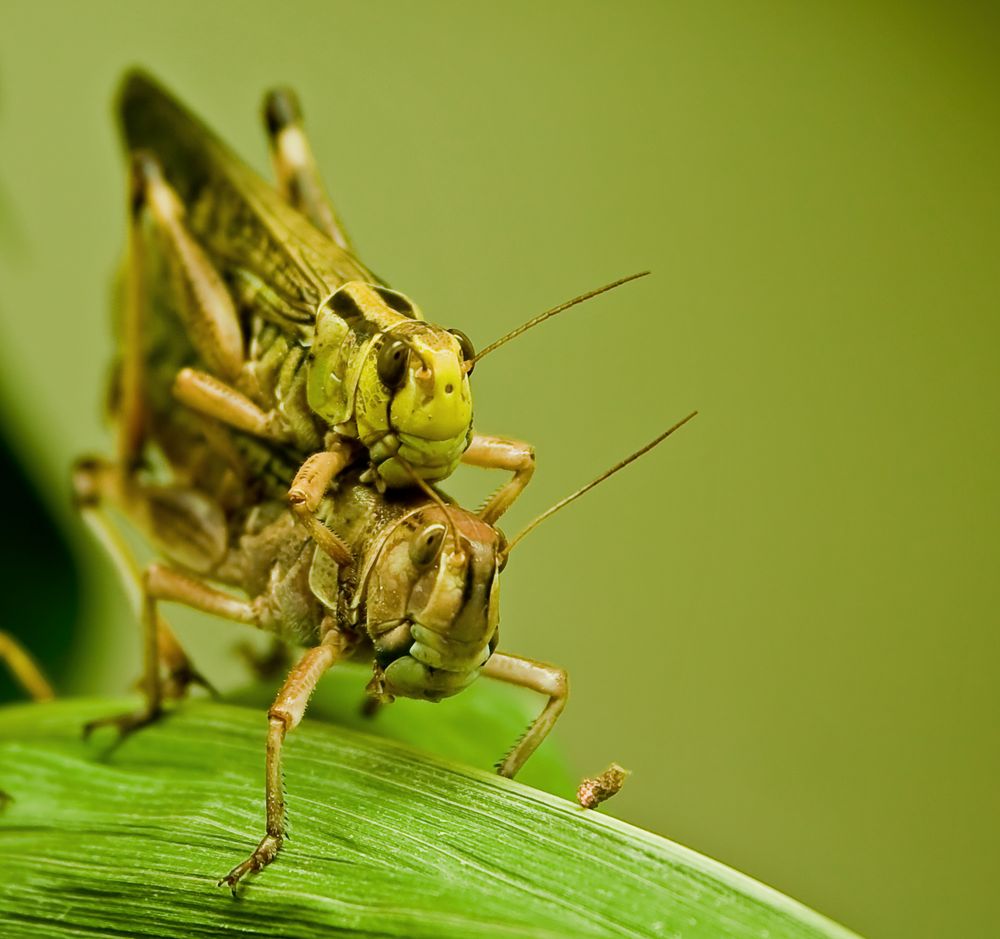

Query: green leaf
[[0, 694, 861, 939], [225, 663, 577, 797]]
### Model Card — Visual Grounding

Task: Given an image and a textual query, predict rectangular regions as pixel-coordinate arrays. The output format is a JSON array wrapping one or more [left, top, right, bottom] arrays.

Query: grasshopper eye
[[377, 337, 409, 389], [410, 524, 446, 568], [449, 329, 475, 374], [496, 529, 509, 571]]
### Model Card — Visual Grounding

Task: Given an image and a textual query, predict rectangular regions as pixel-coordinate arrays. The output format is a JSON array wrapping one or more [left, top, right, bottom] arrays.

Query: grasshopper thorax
[[361, 504, 501, 702], [306, 282, 475, 489]]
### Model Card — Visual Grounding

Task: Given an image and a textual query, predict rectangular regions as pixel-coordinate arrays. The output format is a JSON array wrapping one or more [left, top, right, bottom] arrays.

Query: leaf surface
[[0, 696, 861, 939]]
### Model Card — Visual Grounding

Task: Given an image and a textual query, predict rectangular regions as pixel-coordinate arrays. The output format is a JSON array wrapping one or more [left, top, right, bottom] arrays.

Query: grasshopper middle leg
[[462, 435, 536, 524]]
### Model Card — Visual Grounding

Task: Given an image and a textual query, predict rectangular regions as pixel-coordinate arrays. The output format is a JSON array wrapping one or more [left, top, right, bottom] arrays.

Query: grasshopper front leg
[[171, 370, 355, 565], [220, 624, 354, 892], [482, 652, 568, 777], [86, 559, 354, 889], [287, 445, 359, 564], [462, 434, 536, 524]]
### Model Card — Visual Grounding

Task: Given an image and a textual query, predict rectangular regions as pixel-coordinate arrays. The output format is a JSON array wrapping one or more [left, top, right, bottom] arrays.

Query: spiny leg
[[83, 561, 267, 740], [0, 633, 54, 701], [83, 567, 164, 739], [79, 152, 237, 702], [220, 624, 354, 892], [263, 87, 356, 253], [462, 434, 536, 524], [482, 652, 568, 778]]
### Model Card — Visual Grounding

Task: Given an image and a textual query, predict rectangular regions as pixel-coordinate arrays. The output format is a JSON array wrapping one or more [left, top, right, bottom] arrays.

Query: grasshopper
[[114, 70, 647, 568]]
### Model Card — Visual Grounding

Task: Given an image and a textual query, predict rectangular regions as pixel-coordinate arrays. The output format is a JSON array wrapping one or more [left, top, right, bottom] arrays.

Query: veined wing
[[118, 69, 373, 330]]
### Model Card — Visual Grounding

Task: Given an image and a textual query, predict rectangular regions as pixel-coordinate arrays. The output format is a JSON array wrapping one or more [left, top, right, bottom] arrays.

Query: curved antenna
[[501, 410, 698, 561], [471, 271, 650, 366]]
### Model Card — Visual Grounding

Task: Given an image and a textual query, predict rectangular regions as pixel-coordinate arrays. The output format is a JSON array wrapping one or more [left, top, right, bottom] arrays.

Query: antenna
[[500, 411, 698, 561], [471, 271, 650, 365]]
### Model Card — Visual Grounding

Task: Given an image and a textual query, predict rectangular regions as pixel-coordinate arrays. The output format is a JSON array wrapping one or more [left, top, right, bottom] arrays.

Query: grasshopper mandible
[[114, 70, 647, 567]]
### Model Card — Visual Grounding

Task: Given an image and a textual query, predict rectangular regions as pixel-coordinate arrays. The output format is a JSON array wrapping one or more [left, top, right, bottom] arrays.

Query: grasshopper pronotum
[[113, 71, 648, 566], [73, 70, 695, 889]]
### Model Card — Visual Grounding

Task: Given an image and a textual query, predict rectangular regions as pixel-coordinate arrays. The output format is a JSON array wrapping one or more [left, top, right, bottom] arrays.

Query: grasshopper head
[[362, 504, 501, 702], [308, 283, 476, 487], [356, 321, 475, 487]]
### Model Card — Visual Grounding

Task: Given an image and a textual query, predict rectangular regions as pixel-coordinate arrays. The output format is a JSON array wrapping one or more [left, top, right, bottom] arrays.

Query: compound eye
[[377, 337, 409, 389], [410, 524, 446, 568], [449, 328, 475, 374], [495, 528, 509, 572]]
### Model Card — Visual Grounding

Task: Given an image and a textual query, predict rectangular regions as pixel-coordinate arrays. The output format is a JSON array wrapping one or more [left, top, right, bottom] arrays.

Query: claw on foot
[[163, 664, 219, 701], [218, 833, 283, 894], [82, 707, 163, 741], [234, 638, 291, 682], [359, 695, 383, 719]]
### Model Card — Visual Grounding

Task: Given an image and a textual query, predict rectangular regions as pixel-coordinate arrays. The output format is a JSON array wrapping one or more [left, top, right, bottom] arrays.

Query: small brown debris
[[577, 762, 630, 809]]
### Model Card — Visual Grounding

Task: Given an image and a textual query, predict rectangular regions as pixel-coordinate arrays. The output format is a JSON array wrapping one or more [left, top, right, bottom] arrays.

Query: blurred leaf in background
[[0, 431, 79, 703], [0, 74, 78, 703]]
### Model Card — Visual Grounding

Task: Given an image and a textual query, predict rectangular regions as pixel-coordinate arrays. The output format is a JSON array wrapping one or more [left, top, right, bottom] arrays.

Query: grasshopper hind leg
[[72, 459, 219, 718], [263, 87, 356, 252]]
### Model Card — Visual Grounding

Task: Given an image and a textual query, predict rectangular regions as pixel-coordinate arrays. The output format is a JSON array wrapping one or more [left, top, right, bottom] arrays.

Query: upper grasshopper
[[116, 71, 643, 566]]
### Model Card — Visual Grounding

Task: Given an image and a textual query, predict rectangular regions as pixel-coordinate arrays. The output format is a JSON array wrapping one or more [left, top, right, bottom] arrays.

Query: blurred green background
[[1, 2, 998, 937]]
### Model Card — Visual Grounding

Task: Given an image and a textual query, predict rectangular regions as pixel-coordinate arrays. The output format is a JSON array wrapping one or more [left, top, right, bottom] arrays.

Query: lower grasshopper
[[77, 365, 693, 889]]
